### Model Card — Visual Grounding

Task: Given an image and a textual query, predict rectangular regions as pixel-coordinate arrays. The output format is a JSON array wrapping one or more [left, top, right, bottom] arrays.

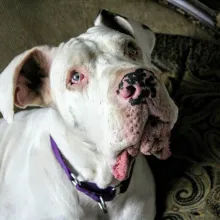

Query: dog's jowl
[[0, 9, 178, 220]]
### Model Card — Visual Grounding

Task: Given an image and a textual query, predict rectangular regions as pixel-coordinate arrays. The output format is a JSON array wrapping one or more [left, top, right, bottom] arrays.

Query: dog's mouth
[[112, 144, 139, 181], [112, 117, 173, 181]]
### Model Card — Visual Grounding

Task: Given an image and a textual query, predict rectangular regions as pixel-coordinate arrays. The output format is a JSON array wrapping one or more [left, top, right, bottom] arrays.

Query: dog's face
[[51, 25, 155, 153], [0, 10, 178, 181]]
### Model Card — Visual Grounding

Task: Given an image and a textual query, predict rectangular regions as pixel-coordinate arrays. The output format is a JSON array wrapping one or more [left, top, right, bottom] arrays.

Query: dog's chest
[[0, 138, 104, 219], [0, 190, 107, 220]]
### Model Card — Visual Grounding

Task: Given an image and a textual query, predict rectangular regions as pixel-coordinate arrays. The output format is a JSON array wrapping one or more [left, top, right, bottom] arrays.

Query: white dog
[[0, 9, 178, 220]]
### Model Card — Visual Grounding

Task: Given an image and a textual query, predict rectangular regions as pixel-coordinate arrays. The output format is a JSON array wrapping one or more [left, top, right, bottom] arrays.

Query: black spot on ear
[[20, 56, 46, 95], [142, 24, 150, 30], [99, 9, 134, 38]]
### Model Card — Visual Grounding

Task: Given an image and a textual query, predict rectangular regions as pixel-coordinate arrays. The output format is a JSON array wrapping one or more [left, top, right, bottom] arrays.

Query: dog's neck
[[48, 109, 118, 188]]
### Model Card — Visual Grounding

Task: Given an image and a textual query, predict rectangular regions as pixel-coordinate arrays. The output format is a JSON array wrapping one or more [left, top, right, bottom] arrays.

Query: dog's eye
[[126, 41, 140, 59], [71, 71, 84, 84]]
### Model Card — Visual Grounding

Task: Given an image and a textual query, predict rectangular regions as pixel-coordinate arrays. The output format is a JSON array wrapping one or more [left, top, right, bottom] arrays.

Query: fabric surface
[[149, 34, 220, 220]]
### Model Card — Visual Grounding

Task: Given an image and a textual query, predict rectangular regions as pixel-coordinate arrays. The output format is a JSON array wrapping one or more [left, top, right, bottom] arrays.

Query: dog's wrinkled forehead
[[78, 26, 129, 45], [67, 26, 130, 52], [54, 9, 156, 72], [55, 28, 131, 78], [64, 9, 155, 59]]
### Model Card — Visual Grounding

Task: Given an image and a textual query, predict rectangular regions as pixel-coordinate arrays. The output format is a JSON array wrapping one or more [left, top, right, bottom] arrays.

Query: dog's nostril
[[126, 85, 136, 98], [119, 85, 136, 99]]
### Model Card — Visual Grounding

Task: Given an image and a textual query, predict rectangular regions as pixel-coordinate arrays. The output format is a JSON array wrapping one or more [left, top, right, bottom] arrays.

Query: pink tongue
[[112, 150, 130, 181]]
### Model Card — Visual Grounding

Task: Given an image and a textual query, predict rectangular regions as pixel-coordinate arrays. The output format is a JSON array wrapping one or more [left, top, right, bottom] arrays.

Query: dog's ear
[[0, 46, 56, 123], [94, 9, 155, 57]]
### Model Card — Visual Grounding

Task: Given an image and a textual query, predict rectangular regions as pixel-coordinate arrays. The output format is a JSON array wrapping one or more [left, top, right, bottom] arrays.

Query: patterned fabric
[[149, 34, 220, 220]]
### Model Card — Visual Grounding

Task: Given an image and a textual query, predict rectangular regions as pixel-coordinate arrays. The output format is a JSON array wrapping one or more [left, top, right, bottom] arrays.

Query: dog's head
[[0, 10, 178, 181]]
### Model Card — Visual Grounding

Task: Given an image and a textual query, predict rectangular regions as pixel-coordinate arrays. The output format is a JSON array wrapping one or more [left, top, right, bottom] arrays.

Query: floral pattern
[[150, 34, 220, 220]]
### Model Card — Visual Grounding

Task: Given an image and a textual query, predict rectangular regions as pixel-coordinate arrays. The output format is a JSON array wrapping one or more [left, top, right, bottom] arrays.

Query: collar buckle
[[112, 184, 122, 197], [70, 173, 81, 186], [98, 196, 108, 214]]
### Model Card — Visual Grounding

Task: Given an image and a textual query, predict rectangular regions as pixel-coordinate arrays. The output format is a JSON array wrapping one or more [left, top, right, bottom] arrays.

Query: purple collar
[[50, 135, 134, 214]]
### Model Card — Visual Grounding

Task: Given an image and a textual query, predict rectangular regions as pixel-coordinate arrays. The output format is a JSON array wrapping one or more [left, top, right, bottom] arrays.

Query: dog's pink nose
[[119, 85, 137, 99], [118, 84, 143, 100], [117, 69, 157, 105]]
